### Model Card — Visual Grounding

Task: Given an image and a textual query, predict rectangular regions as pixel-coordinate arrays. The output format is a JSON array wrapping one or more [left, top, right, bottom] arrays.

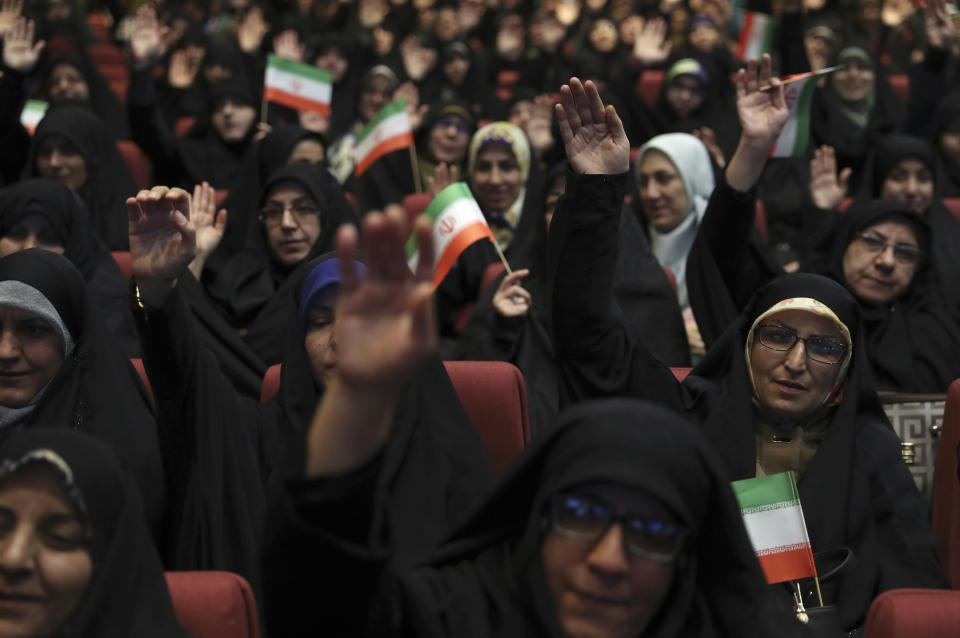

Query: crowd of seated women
[[0, 0, 955, 636]]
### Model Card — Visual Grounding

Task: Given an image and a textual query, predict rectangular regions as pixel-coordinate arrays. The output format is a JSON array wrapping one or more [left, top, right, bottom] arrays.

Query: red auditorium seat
[[754, 200, 769, 239], [663, 266, 677, 294], [129, 358, 152, 398], [116, 141, 153, 190], [344, 191, 360, 214], [111, 251, 132, 280], [637, 70, 664, 106], [932, 379, 960, 588], [174, 116, 197, 137], [165, 571, 261, 638], [260, 361, 532, 473], [944, 198, 960, 223], [887, 74, 909, 103], [402, 192, 433, 219], [864, 589, 960, 638], [671, 367, 692, 382]]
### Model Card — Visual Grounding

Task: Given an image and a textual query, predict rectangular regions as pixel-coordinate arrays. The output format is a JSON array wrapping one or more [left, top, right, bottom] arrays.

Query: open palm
[[735, 56, 788, 143], [556, 78, 629, 175], [128, 187, 197, 282]]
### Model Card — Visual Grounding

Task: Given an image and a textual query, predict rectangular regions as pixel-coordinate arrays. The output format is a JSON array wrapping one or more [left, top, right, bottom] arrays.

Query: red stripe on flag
[[737, 12, 756, 60], [433, 221, 494, 288], [757, 545, 817, 584], [264, 88, 330, 115], [355, 132, 415, 176]]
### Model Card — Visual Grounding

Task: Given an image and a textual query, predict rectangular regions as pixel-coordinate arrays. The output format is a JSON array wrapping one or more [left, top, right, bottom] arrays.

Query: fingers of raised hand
[[336, 224, 360, 292], [412, 214, 434, 285], [585, 80, 605, 127]]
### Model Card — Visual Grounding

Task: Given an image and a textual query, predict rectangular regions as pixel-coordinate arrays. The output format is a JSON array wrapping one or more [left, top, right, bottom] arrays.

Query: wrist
[[134, 277, 176, 309]]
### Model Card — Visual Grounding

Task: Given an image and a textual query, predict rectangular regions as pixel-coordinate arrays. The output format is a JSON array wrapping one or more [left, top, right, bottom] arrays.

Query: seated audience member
[[0, 249, 163, 530], [933, 94, 960, 196], [0, 179, 140, 357], [0, 428, 189, 637], [549, 73, 947, 633], [128, 187, 494, 601], [259, 202, 802, 637]]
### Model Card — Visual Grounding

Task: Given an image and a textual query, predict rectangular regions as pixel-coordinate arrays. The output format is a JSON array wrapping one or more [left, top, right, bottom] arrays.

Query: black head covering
[[309, 34, 362, 140], [0, 250, 164, 529], [687, 273, 947, 628], [207, 164, 360, 364], [0, 428, 188, 637], [24, 104, 138, 251], [35, 52, 130, 139], [414, 399, 799, 638], [931, 94, 960, 197]]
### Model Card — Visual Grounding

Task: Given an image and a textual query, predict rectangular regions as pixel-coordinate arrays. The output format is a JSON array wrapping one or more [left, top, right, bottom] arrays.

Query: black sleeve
[[0, 71, 31, 184], [549, 172, 684, 407], [127, 65, 183, 186], [904, 47, 950, 139]]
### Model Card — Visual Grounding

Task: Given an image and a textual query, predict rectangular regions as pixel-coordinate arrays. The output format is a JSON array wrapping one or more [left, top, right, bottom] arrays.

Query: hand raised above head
[[556, 77, 629, 175], [734, 55, 789, 147], [127, 186, 196, 295]]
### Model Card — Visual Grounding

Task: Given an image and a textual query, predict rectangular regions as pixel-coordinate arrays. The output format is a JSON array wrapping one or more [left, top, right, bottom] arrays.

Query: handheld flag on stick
[[736, 11, 776, 61], [355, 100, 414, 177], [263, 54, 332, 116], [768, 75, 818, 158], [406, 183, 498, 288], [731, 471, 820, 593], [21, 100, 48, 135]]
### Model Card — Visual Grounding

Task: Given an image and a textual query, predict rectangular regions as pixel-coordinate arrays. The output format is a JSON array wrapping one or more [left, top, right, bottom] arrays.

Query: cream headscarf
[[636, 133, 714, 308], [467, 122, 531, 251]]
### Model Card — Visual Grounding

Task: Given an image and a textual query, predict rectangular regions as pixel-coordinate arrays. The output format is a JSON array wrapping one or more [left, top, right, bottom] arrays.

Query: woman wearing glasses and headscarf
[[260, 203, 801, 638], [549, 69, 947, 633]]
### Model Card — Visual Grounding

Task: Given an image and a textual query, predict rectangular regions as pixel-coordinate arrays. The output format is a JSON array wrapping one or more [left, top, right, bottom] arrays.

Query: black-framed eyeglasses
[[548, 494, 685, 563], [259, 200, 321, 225], [853, 231, 922, 266], [756, 324, 848, 365], [436, 117, 471, 134]]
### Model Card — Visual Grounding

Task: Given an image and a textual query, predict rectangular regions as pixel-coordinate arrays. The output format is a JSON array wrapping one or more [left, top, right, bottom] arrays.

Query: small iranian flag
[[21, 100, 48, 135], [264, 54, 332, 115], [354, 100, 414, 176], [770, 75, 817, 158], [737, 11, 776, 61], [731, 472, 818, 584], [407, 183, 495, 288]]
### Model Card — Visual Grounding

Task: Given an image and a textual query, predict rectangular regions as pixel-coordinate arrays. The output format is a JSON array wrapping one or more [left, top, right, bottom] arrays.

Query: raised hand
[[273, 29, 305, 62], [809, 145, 851, 211], [427, 162, 459, 197], [187, 181, 227, 279], [631, 17, 671, 66], [692, 126, 725, 169], [492, 269, 532, 318], [332, 205, 436, 391], [0, 0, 23, 37], [2, 17, 43, 74], [394, 81, 428, 129], [556, 77, 629, 175], [167, 48, 199, 88], [526, 95, 555, 154], [130, 6, 166, 67], [399, 37, 437, 82], [236, 6, 269, 54], [127, 186, 196, 305], [298, 109, 330, 134], [735, 55, 788, 146], [923, 0, 956, 52]]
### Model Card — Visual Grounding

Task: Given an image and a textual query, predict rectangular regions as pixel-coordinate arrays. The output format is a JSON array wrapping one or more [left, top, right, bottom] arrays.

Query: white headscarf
[[636, 133, 714, 308]]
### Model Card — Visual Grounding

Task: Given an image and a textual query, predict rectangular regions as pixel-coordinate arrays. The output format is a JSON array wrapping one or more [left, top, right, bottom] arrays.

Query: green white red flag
[[769, 75, 817, 158], [264, 54, 332, 115], [406, 183, 495, 288], [21, 100, 48, 135], [736, 11, 775, 61], [731, 471, 818, 584], [354, 100, 414, 176]]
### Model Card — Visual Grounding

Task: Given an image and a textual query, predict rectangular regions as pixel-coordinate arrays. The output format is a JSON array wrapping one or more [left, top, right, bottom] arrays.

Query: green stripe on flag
[[760, 16, 776, 55], [358, 101, 407, 143], [405, 183, 475, 258], [266, 54, 332, 83], [790, 79, 817, 158], [731, 471, 799, 510]]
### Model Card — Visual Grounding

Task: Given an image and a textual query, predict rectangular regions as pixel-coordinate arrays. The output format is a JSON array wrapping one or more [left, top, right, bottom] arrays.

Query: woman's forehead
[[765, 308, 844, 339], [861, 219, 919, 245]]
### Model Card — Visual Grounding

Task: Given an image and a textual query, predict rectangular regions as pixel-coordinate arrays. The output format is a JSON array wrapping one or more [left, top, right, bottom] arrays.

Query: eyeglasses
[[755, 324, 848, 365], [436, 117, 471, 134], [259, 200, 321, 225], [548, 494, 685, 562], [853, 231, 922, 266]]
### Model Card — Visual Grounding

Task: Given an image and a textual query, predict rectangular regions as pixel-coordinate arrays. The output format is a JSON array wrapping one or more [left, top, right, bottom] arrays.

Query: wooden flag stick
[[409, 144, 423, 193], [490, 236, 513, 276], [759, 65, 844, 92], [260, 93, 269, 124]]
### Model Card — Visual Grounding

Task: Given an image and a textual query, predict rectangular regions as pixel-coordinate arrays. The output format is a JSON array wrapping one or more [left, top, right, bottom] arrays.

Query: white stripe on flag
[[741, 502, 809, 554], [408, 197, 480, 270], [265, 65, 332, 104], [355, 111, 410, 164]]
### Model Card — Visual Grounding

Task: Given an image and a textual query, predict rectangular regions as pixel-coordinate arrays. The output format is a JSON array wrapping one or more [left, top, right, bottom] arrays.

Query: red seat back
[[945, 198, 960, 223], [754, 200, 769, 240], [637, 70, 664, 106], [174, 116, 197, 137], [130, 358, 153, 398], [888, 74, 909, 103], [671, 367, 692, 382], [402, 192, 433, 220], [165, 571, 260, 638], [116, 140, 152, 190], [933, 379, 960, 588], [864, 589, 960, 638], [260, 361, 532, 473], [111, 251, 132, 280]]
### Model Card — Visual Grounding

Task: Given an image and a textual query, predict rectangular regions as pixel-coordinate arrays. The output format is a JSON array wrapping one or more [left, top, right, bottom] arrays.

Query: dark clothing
[[931, 94, 960, 197], [550, 173, 948, 631], [262, 398, 804, 638], [35, 52, 131, 139], [0, 178, 140, 357], [0, 429, 189, 638]]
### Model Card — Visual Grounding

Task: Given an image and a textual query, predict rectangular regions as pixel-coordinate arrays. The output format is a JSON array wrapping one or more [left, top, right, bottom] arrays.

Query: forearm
[[725, 137, 772, 193]]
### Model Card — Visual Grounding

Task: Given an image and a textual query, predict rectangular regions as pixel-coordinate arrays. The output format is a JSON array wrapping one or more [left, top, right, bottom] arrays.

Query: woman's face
[[940, 125, 960, 169], [471, 142, 522, 213], [0, 307, 64, 408], [35, 136, 87, 192], [0, 464, 91, 638], [880, 158, 933, 214], [262, 183, 323, 266], [541, 483, 676, 638], [304, 304, 336, 383], [638, 150, 690, 232], [211, 98, 256, 143], [288, 138, 326, 166], [428, 114, 471, 164], [359, 74, 394, 123], [749, 309, 847, 419], [842, 219, 920, 303], [443, 55, 470, 85], [665, 75, 705, 119], [0, 214, 66, 258], [832, 58, 875, 102], [544, 175, 567, 231], [315, 49, 349, 83], [589, 19, 618, 53], [48, 64, 89, 102], [688, 23, 720, 53]]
